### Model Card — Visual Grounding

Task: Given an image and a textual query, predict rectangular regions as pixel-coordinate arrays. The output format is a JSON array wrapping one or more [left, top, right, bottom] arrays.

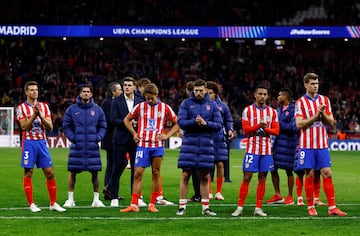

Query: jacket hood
[[76, 96, 95, 109], [189, 91, 210, 104]]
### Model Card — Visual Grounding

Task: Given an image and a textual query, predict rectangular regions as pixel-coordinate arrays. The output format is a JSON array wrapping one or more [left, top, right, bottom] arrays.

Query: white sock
[[202, 205, 210, 211], [68, 192, 74, 201], [179, 199, 187, 209], [201, 199, 210, 210], [93, 192, 99, 201]]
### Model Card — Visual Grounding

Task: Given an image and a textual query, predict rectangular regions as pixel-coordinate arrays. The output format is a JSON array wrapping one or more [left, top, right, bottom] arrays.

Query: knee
[[321, 168, 332, 178], [182, 171, 191, 181], [24, 169, 34, 178], [286, 170, 294, 177], [151, 164, 160, 174], [44, 169, 55, 180]]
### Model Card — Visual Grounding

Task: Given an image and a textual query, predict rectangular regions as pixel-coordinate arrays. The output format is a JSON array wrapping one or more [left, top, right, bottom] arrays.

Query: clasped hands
[[196, 115, 207, 126]]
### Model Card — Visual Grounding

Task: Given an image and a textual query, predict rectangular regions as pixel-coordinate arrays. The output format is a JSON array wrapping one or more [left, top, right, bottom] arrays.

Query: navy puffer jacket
[[63, 96, 107, 172], [177, 92, 223, 170], [272, 101, 299, 170], [213, 96, 233, 162]]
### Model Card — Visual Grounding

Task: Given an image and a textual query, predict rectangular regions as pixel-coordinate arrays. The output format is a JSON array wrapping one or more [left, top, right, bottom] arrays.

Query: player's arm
[[321, 110, 335, 129], [157, 117, 180, 141], [37, 108, 53, 132], [295, 110, 322, 130], [18, 117, 34, 131], [242, 120, 262, 134], [40, 116, 53, 131], [264, 121, 279, 136], [123, 113, 139, 142], [17, 107, 38, 131]]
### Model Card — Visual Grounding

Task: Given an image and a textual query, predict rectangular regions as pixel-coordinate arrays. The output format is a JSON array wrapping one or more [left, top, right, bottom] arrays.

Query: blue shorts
[[297, 148, 331, 170], [21, 139, 53, 169], [135, 147, 164, 168], [242, 153, 274, 172]]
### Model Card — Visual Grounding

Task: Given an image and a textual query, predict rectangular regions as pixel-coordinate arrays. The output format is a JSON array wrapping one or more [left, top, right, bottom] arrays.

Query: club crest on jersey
[[90, 111, 95, 116], [149, 119, 155, 127], [206, 105, 210, 110], [144, 118, 157, 131]]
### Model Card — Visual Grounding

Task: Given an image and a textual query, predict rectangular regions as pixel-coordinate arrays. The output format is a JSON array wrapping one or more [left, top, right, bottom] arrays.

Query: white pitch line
[[0, 203, 359, 211], [0, 216, 359, 220]]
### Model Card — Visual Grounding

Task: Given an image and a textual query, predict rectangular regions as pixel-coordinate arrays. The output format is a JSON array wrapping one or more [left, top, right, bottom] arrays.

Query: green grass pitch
[[0, 148, 359, 235]]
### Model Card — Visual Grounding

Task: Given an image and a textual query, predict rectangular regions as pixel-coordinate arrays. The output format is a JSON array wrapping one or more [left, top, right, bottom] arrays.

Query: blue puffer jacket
[[178, 92, 223, 170], [273, 101, 299, 170], [63, 96, 107, 172], [213, 96, 233, 162]]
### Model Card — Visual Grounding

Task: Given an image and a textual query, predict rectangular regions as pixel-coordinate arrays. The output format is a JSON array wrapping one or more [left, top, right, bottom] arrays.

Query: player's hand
[[133, 134, 140, 143], [318, 104, 326, 113], [156, 133, 168, 141], [260, 119, 267, 129], [33, 106, 39, 115], [131, 120, 137, 127], [196, 115, 207, 125], [36, 104, 44, 119], [228, 130, 234, 140]]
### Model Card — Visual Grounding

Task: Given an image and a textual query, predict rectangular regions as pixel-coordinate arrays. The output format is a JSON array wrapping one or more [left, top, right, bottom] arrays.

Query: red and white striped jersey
[[295, 94, 332, 149], [129, 101, 177, 148], [242, 104, 279, 155], [16, 101, 51, 140]]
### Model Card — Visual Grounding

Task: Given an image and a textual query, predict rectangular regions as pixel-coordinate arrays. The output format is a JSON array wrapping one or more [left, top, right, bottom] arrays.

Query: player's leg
[[91, 171, 105, 207], [266, 168, 284, 204], [176, 169, 191, 215], [284, 169, 294, 205], [199, 169, 216, 216], [22, 140, 37, 210], [214, 161, 225, 200], [148, 155, 162, 212]]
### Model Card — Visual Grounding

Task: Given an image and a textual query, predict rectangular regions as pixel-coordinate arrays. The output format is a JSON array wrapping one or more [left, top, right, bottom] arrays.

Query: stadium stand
[[0, 1, 359, 138]]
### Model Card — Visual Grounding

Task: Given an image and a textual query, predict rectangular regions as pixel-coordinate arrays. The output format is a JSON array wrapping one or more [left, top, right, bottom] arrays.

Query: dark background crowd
[[0, 0, 359, 137]]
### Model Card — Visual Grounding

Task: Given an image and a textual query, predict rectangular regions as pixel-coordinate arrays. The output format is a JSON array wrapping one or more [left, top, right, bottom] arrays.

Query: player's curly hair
[[143, 83, 159, 95]]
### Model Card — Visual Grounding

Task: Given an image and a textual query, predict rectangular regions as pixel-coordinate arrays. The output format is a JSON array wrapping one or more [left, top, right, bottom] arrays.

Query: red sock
[[46, 179, 57, 205], [23, 177, 33, 206], [237, 181, 249, 207], [314, 176, 321, 199], [216, 177, 223, 193], [323, 177, 336, 207], [256, 179, 266, 208], [131, 193, 140, 205], [150, 192, 159, 205], [296, 176, 303, 197], [305, 177, 314, 207]]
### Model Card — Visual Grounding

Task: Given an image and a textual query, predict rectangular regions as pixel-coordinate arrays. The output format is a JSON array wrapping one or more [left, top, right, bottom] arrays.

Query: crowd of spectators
[[1, 0, 360, 26], [0, 1, 359, 137], [0, 37, 359, 137]]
